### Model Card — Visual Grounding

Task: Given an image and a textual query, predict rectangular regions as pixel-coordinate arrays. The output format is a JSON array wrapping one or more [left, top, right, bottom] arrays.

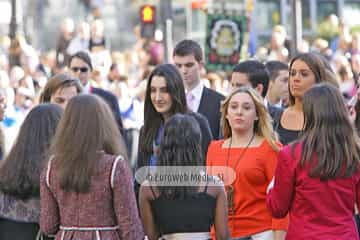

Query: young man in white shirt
[[173, 40, 225, 139]]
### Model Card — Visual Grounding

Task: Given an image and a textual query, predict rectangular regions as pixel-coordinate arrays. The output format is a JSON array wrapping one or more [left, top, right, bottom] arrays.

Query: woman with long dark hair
[[267, 83, 360, 239], [40, 94, 144, 240], [0, 104, 63, 239], [139, 114, 229, 240], [136, 64, 213, 195]]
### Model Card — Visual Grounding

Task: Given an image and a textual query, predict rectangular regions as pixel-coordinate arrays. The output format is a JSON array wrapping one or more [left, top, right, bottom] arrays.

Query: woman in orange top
[[206, 87, 287, 240]]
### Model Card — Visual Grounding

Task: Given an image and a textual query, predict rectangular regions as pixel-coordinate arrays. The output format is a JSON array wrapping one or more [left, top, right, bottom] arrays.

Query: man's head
[[40, 73, 83, 109], [231, 60, 269, 97], [173, 40, 204, 90], [69, 51, 93, 86], [265, 61, 289, 105]]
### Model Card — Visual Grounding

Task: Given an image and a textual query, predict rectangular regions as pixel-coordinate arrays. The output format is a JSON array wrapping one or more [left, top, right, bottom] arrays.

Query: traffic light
[[140, 5, 156, 39]]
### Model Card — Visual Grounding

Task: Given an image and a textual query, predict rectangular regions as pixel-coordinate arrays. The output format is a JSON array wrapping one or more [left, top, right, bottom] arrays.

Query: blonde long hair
[[221, 87, 279, 151]]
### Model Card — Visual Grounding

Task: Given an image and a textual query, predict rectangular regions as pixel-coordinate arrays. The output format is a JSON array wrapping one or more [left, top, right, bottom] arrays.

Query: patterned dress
[[0, 191, 43, 240], [40, 153, 144, 240]]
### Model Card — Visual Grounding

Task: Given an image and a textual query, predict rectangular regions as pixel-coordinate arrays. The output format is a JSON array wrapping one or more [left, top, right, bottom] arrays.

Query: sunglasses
[[71, 67, 89, 73]]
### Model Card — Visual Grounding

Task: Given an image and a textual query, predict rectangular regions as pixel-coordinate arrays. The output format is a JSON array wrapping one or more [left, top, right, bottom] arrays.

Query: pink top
[[40, 153, 144, 240], [267, 144, 360, 240]]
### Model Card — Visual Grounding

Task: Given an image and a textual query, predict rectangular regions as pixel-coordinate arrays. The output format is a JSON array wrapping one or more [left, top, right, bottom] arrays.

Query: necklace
[[225, 133, 255, 215]]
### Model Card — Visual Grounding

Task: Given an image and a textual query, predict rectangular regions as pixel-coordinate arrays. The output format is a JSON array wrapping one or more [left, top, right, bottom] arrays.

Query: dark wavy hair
[[0, 104, 63, 199], [298, 83, 360, 180], [140, 64, 187, 156], [156, 114, 202, 199]]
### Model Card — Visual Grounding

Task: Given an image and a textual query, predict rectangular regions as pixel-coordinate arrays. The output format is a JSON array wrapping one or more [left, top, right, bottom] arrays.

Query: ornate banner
[[205, 13, 247, 71]]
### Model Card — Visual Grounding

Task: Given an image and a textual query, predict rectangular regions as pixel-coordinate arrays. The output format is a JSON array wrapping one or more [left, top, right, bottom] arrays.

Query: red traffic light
[[140, 5, 156, 23]]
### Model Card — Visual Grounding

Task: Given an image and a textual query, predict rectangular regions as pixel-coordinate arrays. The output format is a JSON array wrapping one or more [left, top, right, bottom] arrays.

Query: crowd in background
[[0, 13, 358, 158], [0, 9, 359, 240]]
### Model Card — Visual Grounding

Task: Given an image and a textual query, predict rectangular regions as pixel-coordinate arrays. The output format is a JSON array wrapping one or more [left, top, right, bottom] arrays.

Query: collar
[[83, 82, 91, 94], [187, 82, 204, 102], [265, 98, 283, 109]]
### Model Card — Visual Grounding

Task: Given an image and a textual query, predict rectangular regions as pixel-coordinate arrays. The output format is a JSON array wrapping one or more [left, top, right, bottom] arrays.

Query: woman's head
[[156, 114, 203, 199], [158, 113, 202, 167], [51, 94, 127, 192], [0, 104, 63, 198], [140, 64, 187, 154], [221, 87, 279, 150], [288, 52, 337, 105], [300, 83, 360, 179], [40, 73, 82, 109], [145, 63, 187, 121]]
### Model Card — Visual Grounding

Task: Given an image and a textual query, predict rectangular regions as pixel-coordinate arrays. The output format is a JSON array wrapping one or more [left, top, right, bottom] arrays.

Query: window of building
[[317, 0, 337, 22], [301, 0, 311, 30], [254, 0, 281, 33], [343, 1, 360, 28]]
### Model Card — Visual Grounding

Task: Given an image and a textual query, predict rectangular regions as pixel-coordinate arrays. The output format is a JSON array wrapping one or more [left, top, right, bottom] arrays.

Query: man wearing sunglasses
[[69, 51, 125, 136]]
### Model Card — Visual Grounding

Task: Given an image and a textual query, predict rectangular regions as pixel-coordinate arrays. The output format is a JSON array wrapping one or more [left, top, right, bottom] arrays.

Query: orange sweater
[[206, 139, 288, 238]]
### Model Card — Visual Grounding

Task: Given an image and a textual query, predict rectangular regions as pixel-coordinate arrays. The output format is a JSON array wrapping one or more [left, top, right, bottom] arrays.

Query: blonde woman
[[207, 87, 287, 240]]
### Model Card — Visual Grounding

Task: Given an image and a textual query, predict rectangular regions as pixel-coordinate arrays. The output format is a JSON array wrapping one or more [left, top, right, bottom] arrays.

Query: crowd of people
[[0, 10, 359, 240]]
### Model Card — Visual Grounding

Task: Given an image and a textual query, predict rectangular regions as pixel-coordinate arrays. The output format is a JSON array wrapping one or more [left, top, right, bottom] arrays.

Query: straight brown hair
[[0, 104, 63, 199], [299, 83, 360, 180], [50, 94, 127, 193]]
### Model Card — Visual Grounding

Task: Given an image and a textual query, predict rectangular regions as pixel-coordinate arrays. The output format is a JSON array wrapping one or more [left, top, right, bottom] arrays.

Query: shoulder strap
[[46, 156, 55, 188], [149, 185, 157, 199], [110, 155, 124, 189], [203, 180, 209, 193], [35, 229, 43, 240]]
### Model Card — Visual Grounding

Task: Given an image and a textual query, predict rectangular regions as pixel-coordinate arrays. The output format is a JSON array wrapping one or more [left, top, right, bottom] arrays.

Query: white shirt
[[83, 82, 91, 94], [265, 98, 283, 109], [186, 82, 204, 112]]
